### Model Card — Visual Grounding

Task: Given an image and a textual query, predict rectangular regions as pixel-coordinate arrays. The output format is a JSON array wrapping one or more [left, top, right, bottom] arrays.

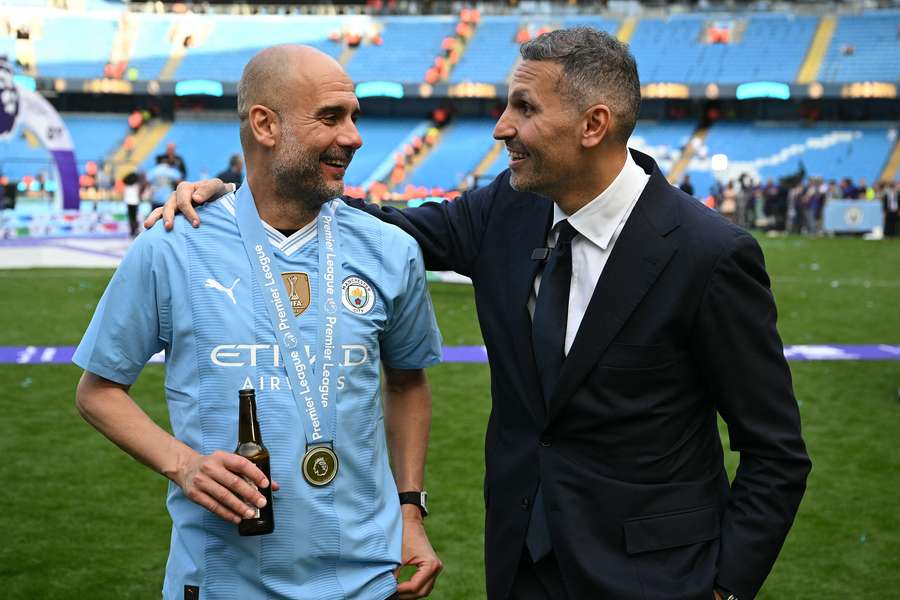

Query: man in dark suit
[[152, 28, 810, 600]]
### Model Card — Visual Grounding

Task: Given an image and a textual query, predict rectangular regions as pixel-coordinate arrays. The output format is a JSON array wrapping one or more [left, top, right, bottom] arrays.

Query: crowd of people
[[679, 173, 900, 237]]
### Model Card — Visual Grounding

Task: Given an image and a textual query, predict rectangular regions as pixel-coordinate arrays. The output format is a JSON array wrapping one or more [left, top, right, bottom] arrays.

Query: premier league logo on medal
[[341, 276, 375, 314]]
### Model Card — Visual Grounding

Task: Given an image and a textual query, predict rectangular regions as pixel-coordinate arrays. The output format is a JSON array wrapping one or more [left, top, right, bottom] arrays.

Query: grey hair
[[520, 27, 641, 144]]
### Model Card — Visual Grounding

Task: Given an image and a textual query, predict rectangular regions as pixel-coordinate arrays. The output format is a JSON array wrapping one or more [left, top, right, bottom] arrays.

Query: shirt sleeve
[[72, 229, 171, 385], [380, 239, 443, 370]]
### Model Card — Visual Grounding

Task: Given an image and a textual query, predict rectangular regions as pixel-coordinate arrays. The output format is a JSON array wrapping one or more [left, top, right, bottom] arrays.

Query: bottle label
[[243, 477, 260, 519]]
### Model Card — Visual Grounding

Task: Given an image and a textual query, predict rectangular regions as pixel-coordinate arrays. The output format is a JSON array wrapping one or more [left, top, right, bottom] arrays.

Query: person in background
[[679, 174, 694, 197], [883, 180, 899, 237], [216, 153, 244, 187], [147, 156, 183, 211], [155, 142, 188, 179], [122, 170, 142, 237]]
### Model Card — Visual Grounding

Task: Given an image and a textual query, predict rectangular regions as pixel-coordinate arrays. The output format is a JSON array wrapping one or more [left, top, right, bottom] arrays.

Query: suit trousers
[[509, 549, 568, 600]]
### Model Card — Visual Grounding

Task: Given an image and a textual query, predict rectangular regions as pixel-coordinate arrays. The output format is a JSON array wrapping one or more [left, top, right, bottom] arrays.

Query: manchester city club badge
[[341, 276, 375, 314], [302, 445, 339, 486]]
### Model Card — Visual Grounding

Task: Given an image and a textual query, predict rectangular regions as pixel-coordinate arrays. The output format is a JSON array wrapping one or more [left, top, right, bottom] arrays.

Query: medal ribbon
[[235, 183, 342, 449]]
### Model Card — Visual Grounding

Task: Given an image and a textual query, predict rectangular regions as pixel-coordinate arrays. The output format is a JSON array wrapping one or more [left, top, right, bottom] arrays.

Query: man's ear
[[582, 103, 611, 149], [249, 105, 279, 149]]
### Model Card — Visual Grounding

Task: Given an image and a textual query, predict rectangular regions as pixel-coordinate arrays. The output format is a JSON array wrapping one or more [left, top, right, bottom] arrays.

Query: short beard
[[271, 139, 343, 216]]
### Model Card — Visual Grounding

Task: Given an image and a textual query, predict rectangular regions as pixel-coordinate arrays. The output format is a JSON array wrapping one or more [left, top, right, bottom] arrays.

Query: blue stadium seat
[[450, 17, 521, 84], [66, 114, 125, 166], [630, 14, 817, 84], [175, 16, 342, 82], [34, 16, 117, 79], [129, 16, 178, 81], [685, 122, 895, 195], [405, 119, 496, 190], [345, 18, 456, 83], [629, 122, 695, 174], [0, 114, 124, 181], [140, 119, 241, 181], [345, 118, 423, 187], [819, 12, 900, 83]]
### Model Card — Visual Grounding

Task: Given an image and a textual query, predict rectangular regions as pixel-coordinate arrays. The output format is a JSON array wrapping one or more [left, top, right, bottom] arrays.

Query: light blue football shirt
[[74, 192, 442, 600]]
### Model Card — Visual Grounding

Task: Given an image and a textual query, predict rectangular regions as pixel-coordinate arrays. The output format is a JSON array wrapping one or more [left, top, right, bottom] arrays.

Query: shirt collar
[[550, 150, 647, 251]]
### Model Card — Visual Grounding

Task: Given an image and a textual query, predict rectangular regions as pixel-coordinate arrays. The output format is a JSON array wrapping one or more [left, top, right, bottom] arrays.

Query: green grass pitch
[[1, 235, 898, 599]]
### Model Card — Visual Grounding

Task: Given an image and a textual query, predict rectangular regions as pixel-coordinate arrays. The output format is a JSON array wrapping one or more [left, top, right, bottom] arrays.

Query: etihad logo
[[210, 343, 369, 368], [205, 278, 240, 304], [281, 272, 310, 317]]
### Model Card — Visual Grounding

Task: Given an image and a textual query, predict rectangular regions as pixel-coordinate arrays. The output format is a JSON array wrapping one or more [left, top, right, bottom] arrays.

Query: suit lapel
[[509, 195, 554, 423], [546, 159, 679, 424]]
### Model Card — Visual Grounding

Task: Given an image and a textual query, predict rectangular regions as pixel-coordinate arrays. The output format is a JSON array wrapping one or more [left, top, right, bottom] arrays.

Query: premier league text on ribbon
[[254, 242, 323, 441]]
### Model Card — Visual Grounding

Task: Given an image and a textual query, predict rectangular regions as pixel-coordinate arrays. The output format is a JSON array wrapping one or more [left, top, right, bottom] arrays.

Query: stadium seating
[[630, 14, 817, 84], [629, 121, 695, 173], [66, 114, 126, 166], [0, 114, 124, 181], [561, 16, 620, 35], [128, 15, 178, 81], [33, 16, 117, 79], [404, 118, 496, 190], [175, 16, 343, 82], [345, 18, 456, 83], [685, 122, 896, 195], [819, 11, 900, 83], [449, 17, 521, 84], [345, 118, 424, 187], [140, 119, 241, 181]]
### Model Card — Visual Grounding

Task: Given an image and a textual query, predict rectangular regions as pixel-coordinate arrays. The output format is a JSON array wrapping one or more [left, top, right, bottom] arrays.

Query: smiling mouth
[[507, 148, 529, 164]]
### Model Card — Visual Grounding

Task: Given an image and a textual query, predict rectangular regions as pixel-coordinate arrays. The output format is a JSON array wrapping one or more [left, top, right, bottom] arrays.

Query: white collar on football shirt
[[220, 194, 324, 257], [549, 149, 649, 250]]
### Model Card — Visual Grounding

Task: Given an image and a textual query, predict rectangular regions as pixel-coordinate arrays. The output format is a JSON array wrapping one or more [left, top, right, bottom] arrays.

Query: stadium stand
[[33, 15, 117, 79], [628, 121, 696, 174], [685, 122, 896, 195], [818, 11, 900, 83], [0, 114, 124, 181], [561, 16, 620, 35], [345, 118, 424, 187], [139, 118, 241, 181], [345, 18, 456, 83], [175, 16, 343, 82], [449, 17, 521, 83], [403, 118, 496, 191], [128, 15, 178, 81], [629, 14, 817, 84], [66, 114, 126, 166]]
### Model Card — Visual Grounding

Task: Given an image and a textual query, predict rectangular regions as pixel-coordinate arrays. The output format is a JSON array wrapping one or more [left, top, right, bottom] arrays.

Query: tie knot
[[555, 220, 578, 247]]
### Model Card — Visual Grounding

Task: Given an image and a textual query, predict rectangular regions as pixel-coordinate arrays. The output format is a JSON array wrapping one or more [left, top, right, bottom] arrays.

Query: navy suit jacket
[[348, 150, 810, 599]]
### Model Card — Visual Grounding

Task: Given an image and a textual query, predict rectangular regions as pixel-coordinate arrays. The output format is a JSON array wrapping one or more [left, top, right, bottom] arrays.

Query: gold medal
[[301, 445, 339, 486]]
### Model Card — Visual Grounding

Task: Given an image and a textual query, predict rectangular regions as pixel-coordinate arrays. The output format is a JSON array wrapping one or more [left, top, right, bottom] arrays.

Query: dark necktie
[[531, 219, 578, 406], [526, 219, 578, 563]]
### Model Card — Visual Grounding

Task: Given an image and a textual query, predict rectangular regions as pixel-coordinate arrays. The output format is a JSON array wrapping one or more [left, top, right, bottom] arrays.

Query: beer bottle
[[235, 388, 275, 536]]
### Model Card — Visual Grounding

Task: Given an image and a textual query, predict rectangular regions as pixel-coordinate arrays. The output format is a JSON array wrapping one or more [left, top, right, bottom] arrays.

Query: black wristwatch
[[399, 490, 428, 517]]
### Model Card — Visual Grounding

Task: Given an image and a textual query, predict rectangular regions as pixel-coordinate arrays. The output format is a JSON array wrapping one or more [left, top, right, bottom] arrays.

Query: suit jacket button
[[521, 497, 530, 510]]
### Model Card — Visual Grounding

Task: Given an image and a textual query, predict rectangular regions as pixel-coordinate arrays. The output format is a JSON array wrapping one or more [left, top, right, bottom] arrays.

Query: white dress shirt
[[529, 150, 651, 354]]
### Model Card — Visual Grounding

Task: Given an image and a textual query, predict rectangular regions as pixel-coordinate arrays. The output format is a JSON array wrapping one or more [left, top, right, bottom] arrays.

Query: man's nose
[[493, 109, 514, 141], [339, 120, 363, 150]]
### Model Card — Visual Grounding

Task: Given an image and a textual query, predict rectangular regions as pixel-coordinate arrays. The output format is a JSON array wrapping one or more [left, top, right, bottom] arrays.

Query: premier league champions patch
[[341, 276, 375, 314]]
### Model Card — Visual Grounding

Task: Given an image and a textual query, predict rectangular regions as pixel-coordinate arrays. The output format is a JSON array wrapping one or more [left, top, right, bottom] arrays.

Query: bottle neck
[[238, 393, 262, 444]]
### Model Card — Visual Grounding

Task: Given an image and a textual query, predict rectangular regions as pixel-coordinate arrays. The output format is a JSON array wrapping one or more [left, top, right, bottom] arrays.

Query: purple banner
[[50, 149, 81, 210], [3, 345, 900, 365]]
